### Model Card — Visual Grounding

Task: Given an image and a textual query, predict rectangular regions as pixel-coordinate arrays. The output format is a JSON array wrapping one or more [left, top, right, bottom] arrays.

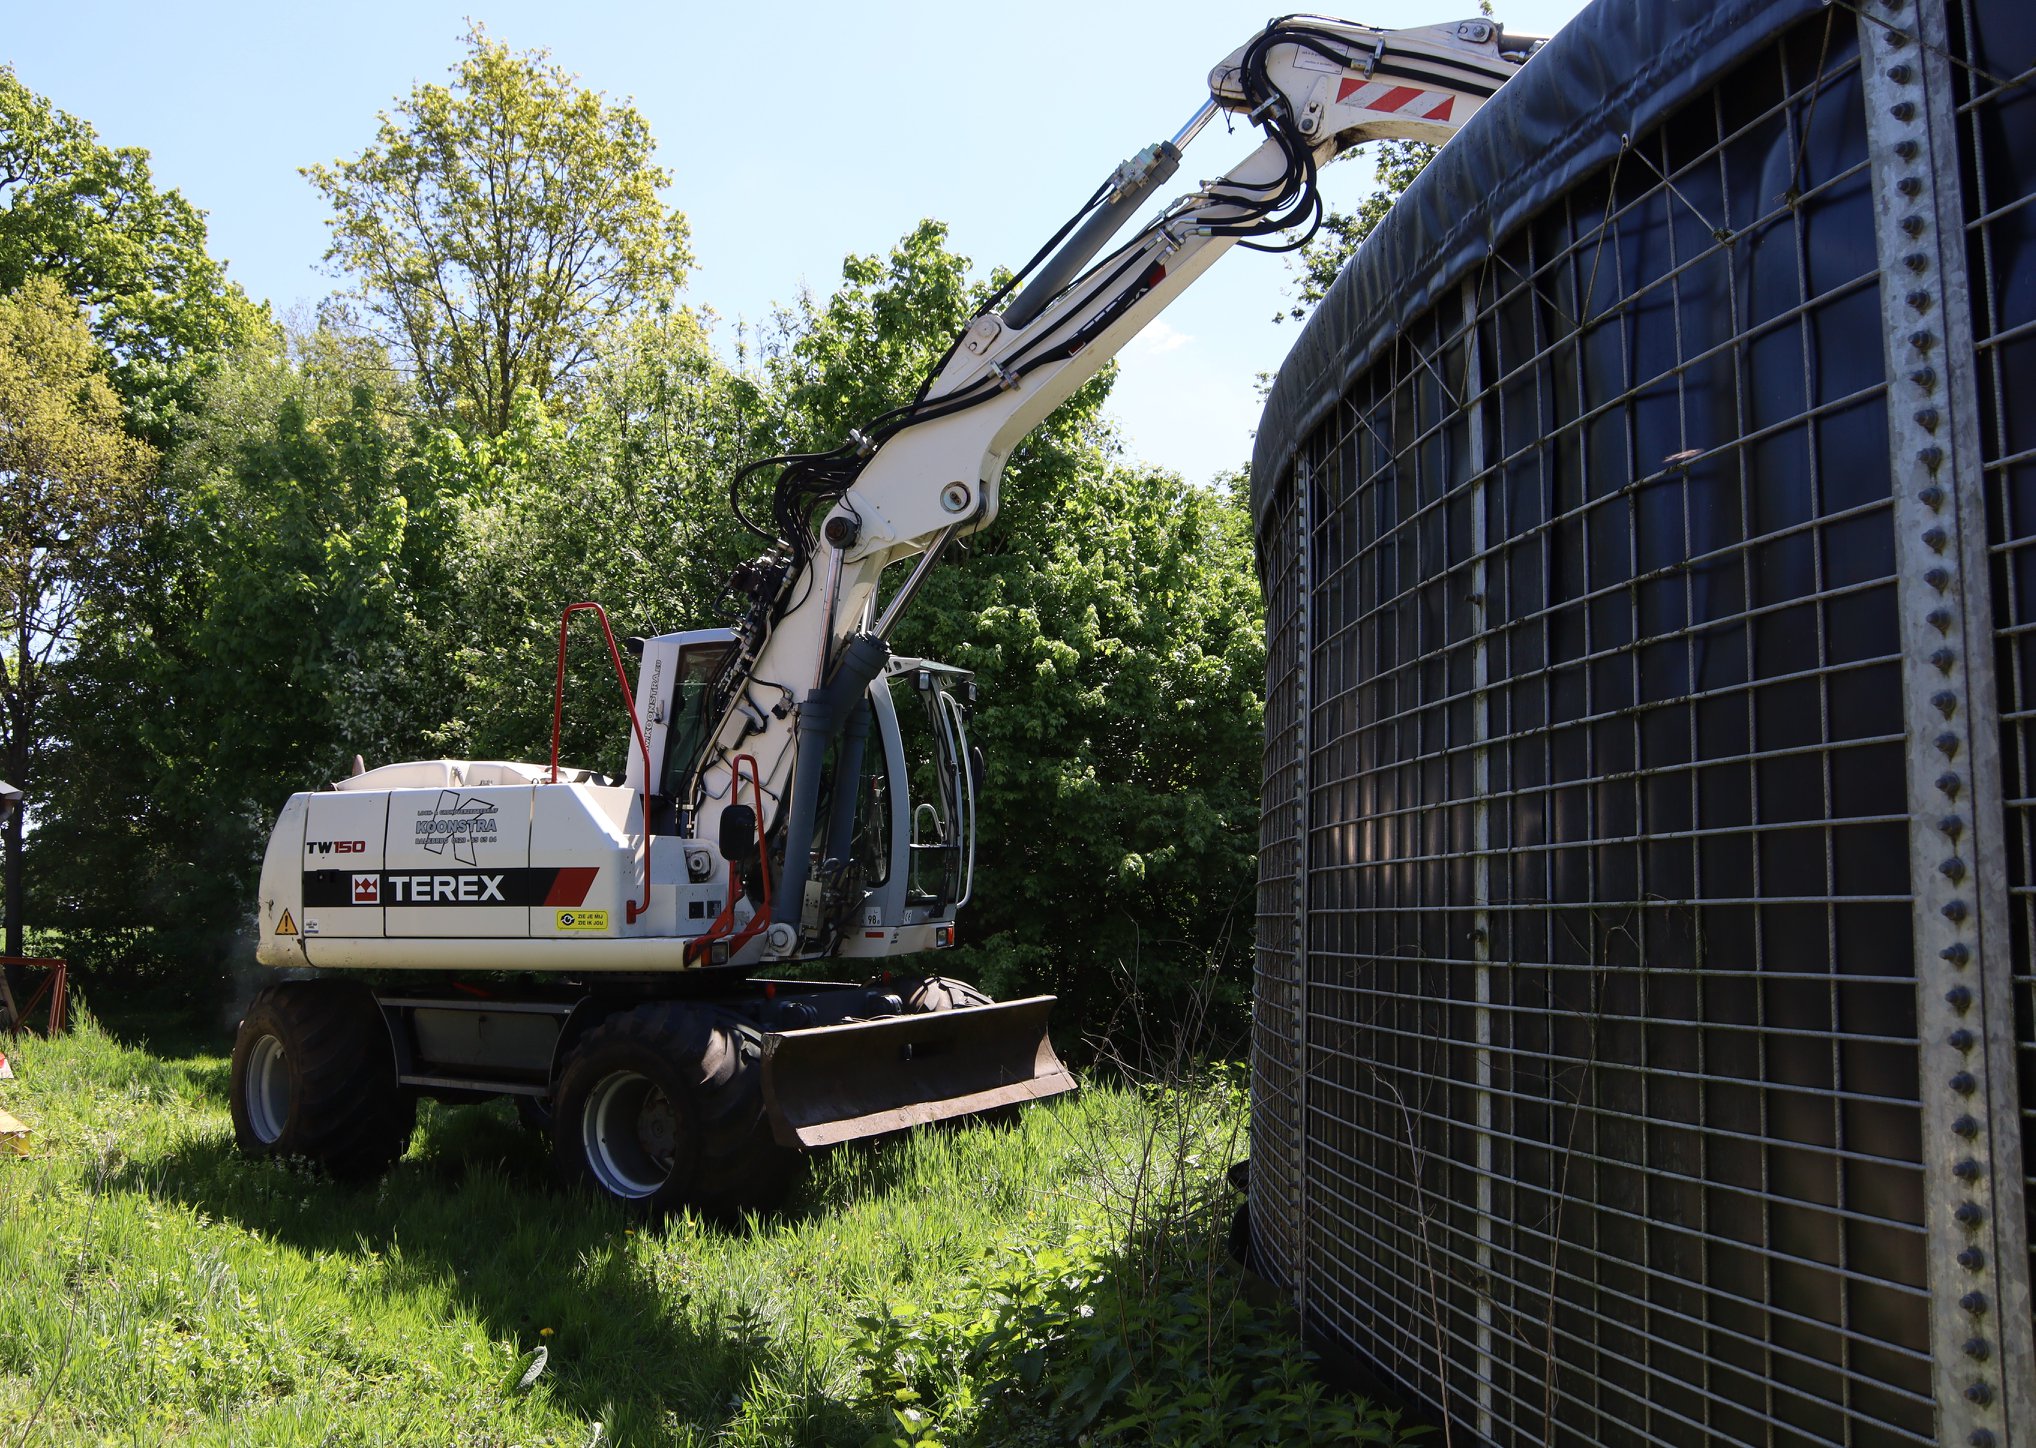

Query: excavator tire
[[900, 976, 995, 1013], [230, 979, 416, 1180], [903, 975, 1028, 1130], [552, 1002, 803, 1219]]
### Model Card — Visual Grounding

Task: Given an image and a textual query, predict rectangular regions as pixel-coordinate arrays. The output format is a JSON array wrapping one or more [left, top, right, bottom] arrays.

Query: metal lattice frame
[[1249, 3, 2036, 1443]]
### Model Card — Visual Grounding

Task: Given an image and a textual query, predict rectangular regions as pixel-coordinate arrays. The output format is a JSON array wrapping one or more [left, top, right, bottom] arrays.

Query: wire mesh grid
[[1249, 13, 1977, 1444], [1255, 478, 1306, 1292], [1948, 0, 2036, 1352]]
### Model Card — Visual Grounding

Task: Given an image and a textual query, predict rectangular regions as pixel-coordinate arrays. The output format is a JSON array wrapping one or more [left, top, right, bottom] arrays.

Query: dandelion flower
[[540, 1327, 555, 1338]]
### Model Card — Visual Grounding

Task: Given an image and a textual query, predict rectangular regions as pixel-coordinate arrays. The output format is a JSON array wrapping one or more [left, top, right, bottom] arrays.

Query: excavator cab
[[896, 660, 978, 913], [756, 656, 1069, 1148], [627, 628, 979, 957], [833, 657, 977, 950]]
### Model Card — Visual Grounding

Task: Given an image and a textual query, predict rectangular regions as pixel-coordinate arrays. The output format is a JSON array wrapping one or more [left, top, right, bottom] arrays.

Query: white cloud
[[1130, 320, 1194, 357]]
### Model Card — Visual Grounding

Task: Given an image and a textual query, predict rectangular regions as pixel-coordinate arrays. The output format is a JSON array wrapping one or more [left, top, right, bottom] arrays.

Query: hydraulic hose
[[1004, 141, 1182, 330]]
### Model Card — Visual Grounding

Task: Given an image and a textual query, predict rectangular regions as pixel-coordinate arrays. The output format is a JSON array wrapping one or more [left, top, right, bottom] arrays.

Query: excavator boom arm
[[657, 15, 1538, 958]]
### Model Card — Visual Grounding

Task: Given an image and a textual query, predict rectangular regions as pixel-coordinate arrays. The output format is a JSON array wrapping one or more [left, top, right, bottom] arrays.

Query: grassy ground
[[0, 1008, 1403, 1447]]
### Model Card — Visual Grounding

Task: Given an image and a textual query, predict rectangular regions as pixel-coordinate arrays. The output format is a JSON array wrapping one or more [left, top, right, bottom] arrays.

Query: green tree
[[0, 276, 156, 958], [28, 311, 757, 975], [0, 66, 267, 439], [306, 25, 692, 435], [909, 466, 1265, 1034], [29, 327, 438, 977], [422, 312, 759, 770], [755, 223, 1266, 1033], [27, 307, 755, 979]]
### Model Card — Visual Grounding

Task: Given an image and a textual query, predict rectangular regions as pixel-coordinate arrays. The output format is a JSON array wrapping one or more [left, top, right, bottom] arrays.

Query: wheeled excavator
[[230, 15, 1540, 1214]]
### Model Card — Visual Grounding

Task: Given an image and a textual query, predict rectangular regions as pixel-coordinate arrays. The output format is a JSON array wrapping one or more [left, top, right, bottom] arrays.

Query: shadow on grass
[[73, 978, 239, 1061], [109, 1096, 875, 1445]]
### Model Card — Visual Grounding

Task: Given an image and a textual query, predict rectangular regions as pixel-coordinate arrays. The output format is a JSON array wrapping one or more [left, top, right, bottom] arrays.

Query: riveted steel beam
[[1860, 2, 2035, 1442]]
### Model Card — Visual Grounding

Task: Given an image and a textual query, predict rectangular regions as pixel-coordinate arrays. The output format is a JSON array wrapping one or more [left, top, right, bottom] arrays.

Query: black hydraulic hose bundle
[[690, 17, 1496, 932], [771, 632, 892, 932], [699, 17, 1364, 826], [725, 174, 1119, 557]]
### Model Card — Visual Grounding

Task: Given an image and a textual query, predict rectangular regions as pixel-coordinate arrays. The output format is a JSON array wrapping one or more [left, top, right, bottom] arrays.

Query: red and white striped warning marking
[[1334, 78, 1456, 121]]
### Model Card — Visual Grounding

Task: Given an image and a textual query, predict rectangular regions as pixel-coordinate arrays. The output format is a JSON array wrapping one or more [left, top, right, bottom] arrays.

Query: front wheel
[[552, 1003, 801, 1218], [229, 980, 415, 1179]]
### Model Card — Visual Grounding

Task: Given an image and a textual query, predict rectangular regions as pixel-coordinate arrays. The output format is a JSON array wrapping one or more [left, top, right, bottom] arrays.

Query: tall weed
[[843, 958, 1418, 1447], [1, 997, 1407, 1446]]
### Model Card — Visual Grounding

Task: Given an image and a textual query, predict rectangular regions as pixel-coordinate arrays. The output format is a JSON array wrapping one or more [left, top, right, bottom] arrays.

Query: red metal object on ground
[[0, 957, 68, 1036]]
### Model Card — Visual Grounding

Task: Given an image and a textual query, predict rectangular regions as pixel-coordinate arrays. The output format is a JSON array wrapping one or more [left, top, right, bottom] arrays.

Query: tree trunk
[[5, 606, 25, 961], [3, 626, 28, 1019], [0, 802, 19, 1028], [3, 793, 20, 959]]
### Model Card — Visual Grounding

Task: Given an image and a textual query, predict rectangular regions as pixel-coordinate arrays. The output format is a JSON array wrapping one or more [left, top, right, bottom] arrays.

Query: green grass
[[0, 1012, 1405, 1447]]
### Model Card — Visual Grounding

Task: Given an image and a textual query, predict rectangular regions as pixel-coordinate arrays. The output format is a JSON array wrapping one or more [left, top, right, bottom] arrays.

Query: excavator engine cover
[[760, 995, 1075, 1147]]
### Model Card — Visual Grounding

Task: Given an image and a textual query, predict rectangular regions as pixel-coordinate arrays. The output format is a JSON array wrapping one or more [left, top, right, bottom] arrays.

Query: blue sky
[[7, 0, 1587, 483]]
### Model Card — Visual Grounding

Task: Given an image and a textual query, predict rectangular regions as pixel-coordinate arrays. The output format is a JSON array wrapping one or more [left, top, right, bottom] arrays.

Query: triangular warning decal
[[275, 909, 298, 936]]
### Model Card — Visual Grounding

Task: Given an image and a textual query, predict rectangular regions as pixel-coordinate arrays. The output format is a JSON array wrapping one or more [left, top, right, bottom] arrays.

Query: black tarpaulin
[[1250, 0, 1832, 529]]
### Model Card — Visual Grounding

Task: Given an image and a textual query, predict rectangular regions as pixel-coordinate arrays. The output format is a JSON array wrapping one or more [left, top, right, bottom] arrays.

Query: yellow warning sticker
[[275, 909, 298, 936], [555, 909, 608, 931]]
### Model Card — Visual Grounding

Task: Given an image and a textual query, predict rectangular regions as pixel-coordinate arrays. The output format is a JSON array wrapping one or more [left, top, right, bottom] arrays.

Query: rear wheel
[[230, 980, 415, 1179], [552, 1003, 802, 1218]]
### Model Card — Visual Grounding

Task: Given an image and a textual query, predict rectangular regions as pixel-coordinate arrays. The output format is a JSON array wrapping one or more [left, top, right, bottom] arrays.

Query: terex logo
[[301, 865, 586, 910], [306, 839, 368, 855], [389, 873, 505, 904]]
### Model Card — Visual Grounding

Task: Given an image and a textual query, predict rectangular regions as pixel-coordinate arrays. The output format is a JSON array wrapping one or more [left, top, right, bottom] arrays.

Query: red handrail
[[684, 753, 772, 965], [551, 602, 653, 925]]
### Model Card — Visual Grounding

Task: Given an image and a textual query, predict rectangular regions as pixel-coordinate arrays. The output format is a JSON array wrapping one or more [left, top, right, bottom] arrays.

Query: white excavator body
[[230, 16, 1539, 1212]]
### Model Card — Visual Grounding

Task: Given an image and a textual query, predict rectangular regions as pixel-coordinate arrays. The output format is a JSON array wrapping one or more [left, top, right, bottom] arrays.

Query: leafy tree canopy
[[752, 222, 1265, 1031], [0, 275, 157, 954], [0, 66, 267, 440], [34, 326, 439, 963], [306, 25, 693, 436]]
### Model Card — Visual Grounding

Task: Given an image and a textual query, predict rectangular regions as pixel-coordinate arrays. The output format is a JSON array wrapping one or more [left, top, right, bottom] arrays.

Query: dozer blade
[[760, 995, 1076, 1148]]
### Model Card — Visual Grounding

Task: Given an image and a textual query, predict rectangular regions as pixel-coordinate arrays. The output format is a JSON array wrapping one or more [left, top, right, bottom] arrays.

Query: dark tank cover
[[1253, 0, 1827, 524]]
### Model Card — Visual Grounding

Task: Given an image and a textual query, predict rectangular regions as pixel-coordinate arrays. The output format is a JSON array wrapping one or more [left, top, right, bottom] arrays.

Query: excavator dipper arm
[[665, 16, 1539, 964]]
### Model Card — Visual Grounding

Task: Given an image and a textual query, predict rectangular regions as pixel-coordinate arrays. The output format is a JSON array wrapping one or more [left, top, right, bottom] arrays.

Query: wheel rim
[[581, 1070, 681, 1199], [246, 1033, 291, 1144]]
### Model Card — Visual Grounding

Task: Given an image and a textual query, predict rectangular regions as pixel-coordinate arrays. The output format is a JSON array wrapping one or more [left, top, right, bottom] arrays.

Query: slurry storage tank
[[1248, 0, 2034, 1443]]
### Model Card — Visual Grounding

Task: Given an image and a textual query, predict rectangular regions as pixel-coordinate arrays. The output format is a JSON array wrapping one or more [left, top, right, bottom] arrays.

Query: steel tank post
[[1464, 279, 1497, 1443], [1860, 1, 2035, 1441], [1293, 447, 1314, 1328]]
